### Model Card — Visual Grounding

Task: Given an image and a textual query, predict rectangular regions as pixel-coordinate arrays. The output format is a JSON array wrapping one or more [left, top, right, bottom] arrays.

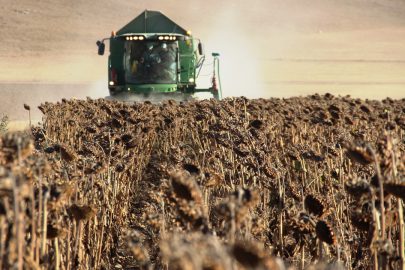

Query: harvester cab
[[96, 10, 222, 102]]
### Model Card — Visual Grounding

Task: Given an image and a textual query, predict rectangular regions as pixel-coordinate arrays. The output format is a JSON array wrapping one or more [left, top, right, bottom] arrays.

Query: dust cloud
[[194, 7, 265, 100], [192, 0, 405, 100], [87, 79, 110, 99]]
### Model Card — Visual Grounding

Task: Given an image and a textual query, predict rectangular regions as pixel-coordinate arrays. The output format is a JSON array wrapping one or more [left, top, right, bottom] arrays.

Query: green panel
[[178, 39, 196, 85], [178, 39, 194, 53], [107, 38, 125, 86], [129, 83, 177, 93], [116, 10, 187, 35], [111, 84, 177, 94], [110, 39, 125, 53], [179, 55, 196, 83]]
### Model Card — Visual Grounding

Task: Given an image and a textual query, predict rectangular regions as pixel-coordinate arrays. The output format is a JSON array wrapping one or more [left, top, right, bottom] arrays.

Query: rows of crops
[[1, 93, 405, 269]]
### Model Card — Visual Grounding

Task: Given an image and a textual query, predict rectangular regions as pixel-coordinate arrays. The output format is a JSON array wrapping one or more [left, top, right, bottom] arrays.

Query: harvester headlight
[[109, 81, 114, 86], [128, 88, 130, 91], [186, 30, 192, 35], [158, 36, 164, 40], [139, 36, 144, 40], [126, 37, 129, 40], [133, 36, 138, 40], [172, 36, 176, 40], [164, 36, 169, 40], [130, 37, 133, 40], [189, 78, 194, 83]]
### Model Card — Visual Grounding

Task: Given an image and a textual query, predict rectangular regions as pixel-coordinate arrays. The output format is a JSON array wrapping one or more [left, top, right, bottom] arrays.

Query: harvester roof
[[116, 10, 188, 36]]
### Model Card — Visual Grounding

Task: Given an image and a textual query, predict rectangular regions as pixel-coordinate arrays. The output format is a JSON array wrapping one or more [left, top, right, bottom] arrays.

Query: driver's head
[[162, 43, 168, 52], [148, 44, 153, 52]]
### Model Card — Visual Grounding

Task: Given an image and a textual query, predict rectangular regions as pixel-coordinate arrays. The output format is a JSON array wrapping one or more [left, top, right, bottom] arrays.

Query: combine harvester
[[96, 10, 222, 102]]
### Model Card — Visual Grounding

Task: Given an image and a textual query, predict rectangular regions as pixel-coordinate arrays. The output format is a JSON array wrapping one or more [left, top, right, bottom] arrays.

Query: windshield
[[124, 41, 177, 84]]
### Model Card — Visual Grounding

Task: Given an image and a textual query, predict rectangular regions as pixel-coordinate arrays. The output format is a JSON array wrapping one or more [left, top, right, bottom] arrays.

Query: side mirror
[[96, 41, 105, 55], [198, 43, 204, 56]]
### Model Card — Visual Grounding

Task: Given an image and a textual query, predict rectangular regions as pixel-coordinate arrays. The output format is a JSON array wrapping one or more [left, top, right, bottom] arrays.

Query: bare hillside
[[0, 0, 404, 121]]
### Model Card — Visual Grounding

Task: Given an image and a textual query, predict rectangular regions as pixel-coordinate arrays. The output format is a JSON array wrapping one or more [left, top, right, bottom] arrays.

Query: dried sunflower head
[[344, 175, 370, 198], [350, 211, 373, 232], [170, 172, 202, 204], [215, 201, 248, 223], [249, 119, 266, 130], [304, 194, 329, 217], [202, 170, 223, 189], [285, 212, 315, 235], [344, 141, 374, 166], [46, 223, 68, 239], [231, 187, 261, 208], [232, 241, 281, 270], [315, 220, 336, 245], [383, 174, 405, 200], [123, 230, 151, 266], [69, 204, 97, 221], [182, 163, 201, 175], [60, 145, 78, 162]]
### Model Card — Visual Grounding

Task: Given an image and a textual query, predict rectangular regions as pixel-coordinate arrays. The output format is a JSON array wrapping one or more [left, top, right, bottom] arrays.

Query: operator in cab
[[159, 43, 175, 63], [157, 54, 176, 81], [140, 43, 161, 79]]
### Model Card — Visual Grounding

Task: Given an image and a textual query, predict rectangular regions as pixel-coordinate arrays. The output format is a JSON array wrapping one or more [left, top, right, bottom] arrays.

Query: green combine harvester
[[96, 10, 222, 102]]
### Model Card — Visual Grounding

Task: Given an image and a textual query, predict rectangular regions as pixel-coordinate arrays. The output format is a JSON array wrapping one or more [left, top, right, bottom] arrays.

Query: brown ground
[[1, 0, 405, 121]]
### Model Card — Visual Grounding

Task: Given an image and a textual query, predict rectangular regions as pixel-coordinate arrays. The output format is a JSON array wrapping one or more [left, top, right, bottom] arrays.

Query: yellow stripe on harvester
[[132, 61, 137, 74]]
